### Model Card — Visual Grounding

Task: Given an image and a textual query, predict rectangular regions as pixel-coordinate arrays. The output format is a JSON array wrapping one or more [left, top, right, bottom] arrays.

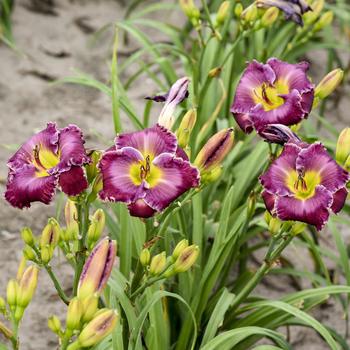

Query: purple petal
[[258, 124, 302, 145], [276, 185, 333, 230], [98, 147, 146, 203], [296, 143, 350, 193], [331, 187, 348, 214], [115, 124, 178, 158], [59, 166, 88, 196], [144, 153, 200, 212], [260, 143, 301, 196], [176, 146, 189, 161], [5, 164, 57, 208], [7, 122, 59, 171], [53, 124, 91, 173], [128, 199, 156, 218], [232, 112, 254, 134], [262, 190, 277, 213]]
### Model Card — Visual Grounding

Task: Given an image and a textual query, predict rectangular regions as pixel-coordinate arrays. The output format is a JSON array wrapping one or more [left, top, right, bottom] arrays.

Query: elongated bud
[[336, 128, 350, 166], [314, 11, 333, 31], [195, 128, 234, 173], [81, 295, 99, 323], [21, 227, 34, 246], [172, 239, 189, 260], [41, 246, 54, 264], [87, 209, 105, 248], [291, 222, 306, 235], [261, 7, 279, 27], [201, 166, 223, 184], [40, 218, 60, 249], [179, 0, 200, 21], [140, 248, 151, 266], [156, 77, 190, 130], [241, 4, 258, 22], [303, 0, 324, 24], [264, 211, 281, 235], [17, 256, 27, 281], [86, 150, 101, 183], [70, 309, 118, 349], [65, 199, 79, 241], [66, 297, 83, 330], [149, 252, 166, 275], [7, 279, 18, 310], [174, 245, 199, 273], [16, 266, 39, 308], [48, 315, 62, 334], [234, 3, 243, 17], [23, 245, 36, 261], [216, 1, 230, 26], [78, 238, 117, 299], [176, 109, 197, 148], [259, 124, 302, 145], [247, 192, 256, 219], [315, 68, 343, 100]]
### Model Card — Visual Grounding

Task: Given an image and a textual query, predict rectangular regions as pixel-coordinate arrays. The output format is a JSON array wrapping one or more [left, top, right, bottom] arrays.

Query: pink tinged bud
[[81, 295, 99, 323], [176, 109, 197, 148], [172, 239, 189, 260], [16, 266, 39, 309], [336, 128, 350, 166], [21, 227, 34, 246], [48, 315, 62, 335], [174, 245, 199, 273], [75, 309, 119, 348], [78, 238, 117, 299], [7, 279, 18, 309], [195, 128, 234, 172], [66, 297, 83, 330], [40, 218, 61, 249], [315, 68, 343, 99], [65, 199, 79, 241], [149, 252, 167, 275]]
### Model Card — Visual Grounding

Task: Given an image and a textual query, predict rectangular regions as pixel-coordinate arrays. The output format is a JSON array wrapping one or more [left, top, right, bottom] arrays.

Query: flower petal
[[54, 124, 91, 173], [260, 143, 301, 196], [296, 143, 350, 193], [331, 187, 348, 214], [59, 166, 89, 196], [275, 185, 333, 230], [115, 124, 178, 158], [232, 112, 254, 134], [5, 164, 57, 208], [7, 122, 59, 171], [98, 147, 146, 203], [262, 190, 277, 213], [144, 153, 200, 211], [128, 199, 156, 218]]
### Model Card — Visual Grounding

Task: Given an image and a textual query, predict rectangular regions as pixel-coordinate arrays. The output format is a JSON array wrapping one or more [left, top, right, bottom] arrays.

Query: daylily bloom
[[260, 142, 349, 230], [255, 0, 311, 26], [146, 77, 189, 130], [5, 123, 90, 209], [99, 124, 200, 218], [231, 58, 314, 134]]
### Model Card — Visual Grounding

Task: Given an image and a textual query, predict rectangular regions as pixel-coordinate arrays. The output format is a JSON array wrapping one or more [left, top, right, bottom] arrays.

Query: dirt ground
[[0, 1, 349, 349]]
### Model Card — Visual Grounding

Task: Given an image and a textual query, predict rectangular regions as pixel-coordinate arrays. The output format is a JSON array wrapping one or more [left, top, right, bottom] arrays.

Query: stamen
[[33, 145, 45, 169], [140, 155, 151, 181], [294, 174, 308, 192], [261, 83, 273, 105]]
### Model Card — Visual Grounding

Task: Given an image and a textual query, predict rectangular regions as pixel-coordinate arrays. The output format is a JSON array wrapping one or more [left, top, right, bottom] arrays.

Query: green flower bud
[[315, 68, 343, 100], [216, 1, 230, 26], [200, 166, 223, 184], [66, 297, 83, 331], [17, 256, 27, 281], [87, 209, 105, 248], [85, 150, 102, 183], [208, 67, 222, 78], [172, 239, 189, 260], [303, 0, 324, 24], [149, 252, 167, 275], [314, 10, 333, 31], [174, 245, 199, 273], [40, 246, 53, 264], [40, 218, 60, 249], [140, 248, 151, 266], [23, 245, 36, 262], [81, 295, 99, 323], [234, 3, 243, 17], [48, 315, 62, 334], [7, 279, 18, 310], [176, 109, 197, 149], [336, 128, 350, 166], [261, 7, 279, 27], [21, 227, 34, 246], [179, 0, 200, 21], [291, 222, 306, 235], [241, 4, 258, 22], [65, 200, 79, 241]]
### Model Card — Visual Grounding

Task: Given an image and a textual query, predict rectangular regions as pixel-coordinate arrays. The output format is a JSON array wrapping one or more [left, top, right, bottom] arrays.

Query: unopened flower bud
[[0, 297, 6, 314], [149, 252, 166, 275], [259, 124, 302, 145], [336, 128, 350, 166], [241, 4, 258, 22], [78, 238, 117, 299], [81, 295, 99, 323], [265, 212, 281, 235], [303, 0, 324, 24], [7, 279, 18, 310], [291, 222, 306, 235], [65, 199, 79, 241], [86, 150, 101, 183], [140, 248, 151, 266], [314, 11, 333, 31], [66, 297, 83, 331], [174, 245, 199, 273], [16, 266, 39, 309], [200, 166, 223, 184], [48, 315, 62, 334], [40, 218, 60, 249], [21, 227, 34, 246], [69, 309, 118, 349], [23, 245, 36, 261], [172, 239, 189, 260], [176, 109, 197, 148], [41, 246, 54, 264], [234, 3, 243, 17], [179, 0, 200, 21], [216, 1, 230, 26], [208, 67, 222, 78], [261, 7, 279, 27], [87, 209, 106, 248], [17, 256, 27, 281], [195, 128, 234, 174], [315, 68, 343, 100], [247, 192, 256, 219]]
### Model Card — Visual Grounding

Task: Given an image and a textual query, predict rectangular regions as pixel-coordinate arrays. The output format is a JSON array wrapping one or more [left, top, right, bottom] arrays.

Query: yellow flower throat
[[253, 80, 289, 111]]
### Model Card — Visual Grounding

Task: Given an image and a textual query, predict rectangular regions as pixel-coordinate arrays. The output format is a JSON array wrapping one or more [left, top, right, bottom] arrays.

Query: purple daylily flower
[[258, 124, 303, 145], [256, 0, 311, 25], [5, 123, 91, 209], [260, 142, 349, 230], [231, 58, 314, 134], [98, 124, 200, 218]]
